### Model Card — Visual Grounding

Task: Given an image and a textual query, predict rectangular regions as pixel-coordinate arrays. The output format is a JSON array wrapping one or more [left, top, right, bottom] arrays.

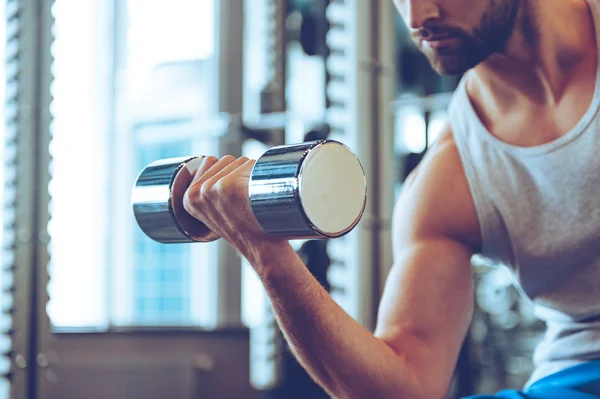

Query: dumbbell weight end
[[132, 156, 220, 243], [132, 140, 367, 244]]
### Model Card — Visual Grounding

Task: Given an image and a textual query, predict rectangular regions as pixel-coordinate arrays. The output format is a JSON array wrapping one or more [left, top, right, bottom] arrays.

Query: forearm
[[246, 243, 432, 399]]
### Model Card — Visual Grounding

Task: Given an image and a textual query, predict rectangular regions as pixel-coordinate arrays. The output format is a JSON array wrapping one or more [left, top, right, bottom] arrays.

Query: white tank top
[[447, 0, 600, 386]]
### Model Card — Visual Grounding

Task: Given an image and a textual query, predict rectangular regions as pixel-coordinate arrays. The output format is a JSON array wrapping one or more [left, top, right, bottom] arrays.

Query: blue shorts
[[465, 361, 600, 399]]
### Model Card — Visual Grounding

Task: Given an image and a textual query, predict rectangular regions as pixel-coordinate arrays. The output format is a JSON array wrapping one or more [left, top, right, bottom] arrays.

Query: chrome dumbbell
[[132, 140, 368, 244]]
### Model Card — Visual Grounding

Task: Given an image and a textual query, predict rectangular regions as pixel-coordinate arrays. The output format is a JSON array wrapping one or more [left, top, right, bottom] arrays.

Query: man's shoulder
[[419, 124, 460, 171], [395, 124, 482, 251]]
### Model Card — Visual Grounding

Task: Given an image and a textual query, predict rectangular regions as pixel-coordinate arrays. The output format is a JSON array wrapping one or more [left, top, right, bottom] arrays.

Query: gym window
[[47, 0, 221, 329]]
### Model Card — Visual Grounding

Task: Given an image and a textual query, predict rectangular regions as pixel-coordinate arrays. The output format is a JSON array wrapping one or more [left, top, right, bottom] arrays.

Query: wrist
[[243, 239, 298, 275]]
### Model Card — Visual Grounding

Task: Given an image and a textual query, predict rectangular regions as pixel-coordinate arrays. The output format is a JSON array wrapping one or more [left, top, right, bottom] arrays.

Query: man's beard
[[419, 33, 487, 76], [412, 0, 520, 76]]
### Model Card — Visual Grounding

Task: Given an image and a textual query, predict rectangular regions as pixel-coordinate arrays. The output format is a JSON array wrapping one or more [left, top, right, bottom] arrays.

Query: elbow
[[313, 338, 450, 399], [329, 384, 445, 399], [325, 363, 446, 399], [376, 340, 450, 399]]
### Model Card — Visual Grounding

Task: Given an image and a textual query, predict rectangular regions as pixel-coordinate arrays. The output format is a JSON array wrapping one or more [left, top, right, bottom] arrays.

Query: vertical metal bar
[[353, 0, 377, 331], [13, 0, 37, 397], [216, 0, 245, 117], [369, 0, 383, 320], [260, 0, 286, 147], [324, 0, 396, 331], [3, 0, 21, 394], [260, 0, 286, 114], [325, 0, 376, 330], [7, 0, 42, 397], [34, 0, 56, 395], [215, 0, 245, 328], [374, 0, 397, 308], [247, 0, 288, 390]]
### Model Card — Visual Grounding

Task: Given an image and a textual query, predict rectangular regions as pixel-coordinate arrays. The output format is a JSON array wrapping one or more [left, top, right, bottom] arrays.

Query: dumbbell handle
[[132, 140, 367, 244], [132, 155, 219, 243]]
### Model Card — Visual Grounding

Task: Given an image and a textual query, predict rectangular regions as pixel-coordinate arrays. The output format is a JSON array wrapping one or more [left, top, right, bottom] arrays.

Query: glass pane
[[47, 0, 110, 328], [48, 0, 218, 329]]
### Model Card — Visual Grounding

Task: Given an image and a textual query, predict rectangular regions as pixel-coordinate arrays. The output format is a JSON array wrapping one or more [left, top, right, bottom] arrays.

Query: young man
[[183, 0, 600, 397]]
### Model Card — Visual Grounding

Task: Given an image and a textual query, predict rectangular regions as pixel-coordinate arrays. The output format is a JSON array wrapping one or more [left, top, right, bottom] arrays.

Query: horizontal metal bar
[[393, 92, 454, 114]]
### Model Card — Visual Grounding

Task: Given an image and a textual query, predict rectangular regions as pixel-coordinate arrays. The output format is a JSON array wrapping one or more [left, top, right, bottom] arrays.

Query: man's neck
[[472, 0, 596, 105]]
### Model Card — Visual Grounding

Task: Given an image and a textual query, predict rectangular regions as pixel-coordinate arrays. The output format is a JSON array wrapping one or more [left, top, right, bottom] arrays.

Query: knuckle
[[221, 155, 236, 163], [183, 190, 197, 212], [216, 179, 236, 196], [200, 180, 216, 198], [213, 180, 227, 194]]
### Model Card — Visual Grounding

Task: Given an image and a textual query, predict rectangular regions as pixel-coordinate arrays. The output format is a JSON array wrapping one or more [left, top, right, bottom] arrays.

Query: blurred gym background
[[0, 0, 545, 398]]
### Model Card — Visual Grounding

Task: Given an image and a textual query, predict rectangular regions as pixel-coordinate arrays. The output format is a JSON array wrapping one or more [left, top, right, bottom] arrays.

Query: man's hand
[[182, 155, 289, 261]]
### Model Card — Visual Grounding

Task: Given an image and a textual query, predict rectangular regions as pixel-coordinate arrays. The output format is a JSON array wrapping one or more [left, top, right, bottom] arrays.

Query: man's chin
[[432, 64, 468, 76], [428, 54, 478, 76]]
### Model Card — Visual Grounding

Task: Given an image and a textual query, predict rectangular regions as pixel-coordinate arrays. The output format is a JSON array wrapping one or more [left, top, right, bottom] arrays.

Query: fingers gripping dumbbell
[[132, 140, 368, 243]]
